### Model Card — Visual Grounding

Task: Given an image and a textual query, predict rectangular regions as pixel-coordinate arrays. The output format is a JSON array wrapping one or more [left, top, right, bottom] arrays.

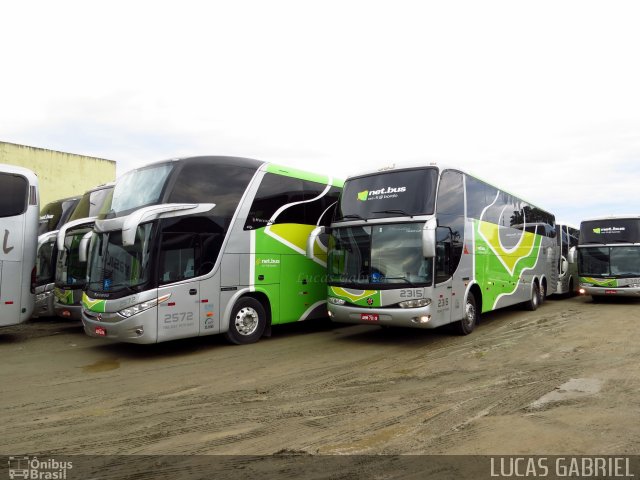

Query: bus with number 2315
[[310, 162, 558, 335]]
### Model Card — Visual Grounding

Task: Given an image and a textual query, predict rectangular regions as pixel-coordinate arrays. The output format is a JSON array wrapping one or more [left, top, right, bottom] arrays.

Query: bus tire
[[453, 294, 478, 335], [539, 281, 546, 304], [525, 284, 540, 311], [225, 297, 267, 345]]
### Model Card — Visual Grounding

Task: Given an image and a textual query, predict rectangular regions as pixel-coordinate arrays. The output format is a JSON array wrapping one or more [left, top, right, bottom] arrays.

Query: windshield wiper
[[341, 214, 367, 222], [372, 209, 413, 218], [384, 276, 418, 287]]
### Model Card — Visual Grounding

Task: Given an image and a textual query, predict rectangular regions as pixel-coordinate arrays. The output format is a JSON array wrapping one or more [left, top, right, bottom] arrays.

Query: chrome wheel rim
[[235, 307, 260, 336], [464, 301, 476, 328]]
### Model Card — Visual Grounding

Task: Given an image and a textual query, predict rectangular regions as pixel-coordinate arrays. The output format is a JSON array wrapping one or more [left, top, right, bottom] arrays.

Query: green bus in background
[[81, 156, 342, 344], [311, 162, 558, 335], [54, 182, 114, 319]]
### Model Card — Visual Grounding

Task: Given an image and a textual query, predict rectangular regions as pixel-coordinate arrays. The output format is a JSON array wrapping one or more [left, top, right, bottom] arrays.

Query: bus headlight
[[118, 294, 171, 318], [36, 291, 53, 303], [328, 297, 346, 306], [398, 298, 431, 309]]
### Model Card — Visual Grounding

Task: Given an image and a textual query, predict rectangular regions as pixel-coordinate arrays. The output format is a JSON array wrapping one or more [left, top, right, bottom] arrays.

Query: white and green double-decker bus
[[81, 156, 342, 344], [314, 163, 558, 335], [576, 215, 640, 301]]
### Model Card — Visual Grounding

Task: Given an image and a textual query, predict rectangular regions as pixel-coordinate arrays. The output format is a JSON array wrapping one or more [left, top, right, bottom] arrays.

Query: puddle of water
[[531, 378, 603, 408], [82, 358, 120, 373]]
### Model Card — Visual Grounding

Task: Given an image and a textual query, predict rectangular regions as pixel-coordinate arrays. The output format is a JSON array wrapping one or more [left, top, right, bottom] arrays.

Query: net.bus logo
[[357, 186, 407, 202], [593, 227, 626, 234]]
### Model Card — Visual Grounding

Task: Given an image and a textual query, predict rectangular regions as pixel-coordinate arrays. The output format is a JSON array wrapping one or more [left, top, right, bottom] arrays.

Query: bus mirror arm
[[422, 219, 437, 258], [78, 231, 93, 263], [56, 216, 98, 251], [306, 226, 326, 259]]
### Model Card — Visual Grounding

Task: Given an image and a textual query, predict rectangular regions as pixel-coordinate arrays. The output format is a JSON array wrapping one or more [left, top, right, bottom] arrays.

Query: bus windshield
[[336, 168, 438, 221], [579, 246, 640, 277], [110, 163, 174, 216], [328, 223, 432, 287], [86, 223, 156, 293], [56, 225, 94, 287]]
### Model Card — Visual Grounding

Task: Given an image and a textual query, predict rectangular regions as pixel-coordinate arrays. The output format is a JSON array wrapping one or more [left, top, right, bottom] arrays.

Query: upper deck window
[[110, 163, 174, 216], [580, 219, 640, 245], [336, 168, 438, 221]]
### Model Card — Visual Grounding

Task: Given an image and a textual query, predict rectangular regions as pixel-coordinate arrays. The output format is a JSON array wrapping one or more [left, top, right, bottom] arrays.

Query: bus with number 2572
[[81, 156, 342, 344]]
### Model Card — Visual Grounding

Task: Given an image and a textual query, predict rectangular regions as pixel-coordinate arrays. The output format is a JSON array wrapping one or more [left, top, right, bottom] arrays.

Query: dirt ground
[[1, 294, 639, 457]]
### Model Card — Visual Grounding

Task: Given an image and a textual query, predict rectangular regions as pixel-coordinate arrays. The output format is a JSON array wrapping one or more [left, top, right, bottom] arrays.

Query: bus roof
[[0, 163, 38, 183], [128, 156, 266, 173], [581, 215, 640, 222]]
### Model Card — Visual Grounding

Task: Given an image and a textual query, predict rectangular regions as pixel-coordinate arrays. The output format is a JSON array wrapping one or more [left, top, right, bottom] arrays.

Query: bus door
[[156, 231, 200, 341], [433, 227, 454, 325]]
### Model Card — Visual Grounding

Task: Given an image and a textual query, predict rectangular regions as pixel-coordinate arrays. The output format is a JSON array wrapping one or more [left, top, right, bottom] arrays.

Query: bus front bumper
[[328, 303, 436, 329], [82, 308, 158, 344], [581, 285, 640, 298], [54, 303, 83, 320]]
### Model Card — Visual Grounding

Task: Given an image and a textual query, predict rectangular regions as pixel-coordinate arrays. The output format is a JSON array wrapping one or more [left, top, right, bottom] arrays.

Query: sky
[[1, 0, 639, 227]]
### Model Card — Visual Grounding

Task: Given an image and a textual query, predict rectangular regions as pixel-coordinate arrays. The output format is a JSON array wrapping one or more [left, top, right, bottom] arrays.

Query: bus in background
[[38, 195, 81, 235], [54, 182, 114, 319], [0, 164, 39, 326], [81, 156, 342, 344], [555, 223, 580, 296], [574, 215, 640, 301], [311, 163, 557, 335], [33, 195, 82, 318]]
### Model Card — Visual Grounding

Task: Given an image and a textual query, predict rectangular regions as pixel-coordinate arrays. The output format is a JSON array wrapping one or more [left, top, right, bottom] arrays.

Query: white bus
[[575, 215, 640, 301], [81, 156, 342, 344], [311, 163, 558, 335], [0, 164, 39, 326], [555, 223, 580, 296]]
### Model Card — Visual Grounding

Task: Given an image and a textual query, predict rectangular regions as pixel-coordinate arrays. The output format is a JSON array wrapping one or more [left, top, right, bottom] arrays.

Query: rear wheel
[[539, 281, 546, 304], [524, 284, 540, 311], [453, 294, 478, 335], [224, 297, 267, 345]]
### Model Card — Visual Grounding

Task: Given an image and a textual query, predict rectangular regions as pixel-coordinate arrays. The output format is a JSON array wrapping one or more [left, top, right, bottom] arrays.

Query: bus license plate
[[95, 327, 107, 336], [604, 290, 617, 295], [361, 313, 379, 322]]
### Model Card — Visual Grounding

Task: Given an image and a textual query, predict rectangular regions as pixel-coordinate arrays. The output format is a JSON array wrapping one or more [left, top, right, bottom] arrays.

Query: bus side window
[[437, 170, 464, 277], [435, 227, 452, 284], [158, 232, 197, 284]]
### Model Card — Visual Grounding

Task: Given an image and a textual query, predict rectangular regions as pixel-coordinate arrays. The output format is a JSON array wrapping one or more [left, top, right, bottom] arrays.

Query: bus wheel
[[225, 297, 267, 345], [454, 294, 477, 335], [539, 282, 546, 304], [525, 284, 540, 311]]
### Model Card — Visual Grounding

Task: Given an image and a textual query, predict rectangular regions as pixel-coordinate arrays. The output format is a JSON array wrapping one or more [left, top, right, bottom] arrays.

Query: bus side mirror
[[422, 219, 437, 258], [78, 231, 93, 263], [568, 246, 577, 264], [306, 226, 326, 259]]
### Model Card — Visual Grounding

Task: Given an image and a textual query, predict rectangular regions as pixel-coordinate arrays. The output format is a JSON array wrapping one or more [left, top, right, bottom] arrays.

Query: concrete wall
[[0, 141, 116, 207]]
